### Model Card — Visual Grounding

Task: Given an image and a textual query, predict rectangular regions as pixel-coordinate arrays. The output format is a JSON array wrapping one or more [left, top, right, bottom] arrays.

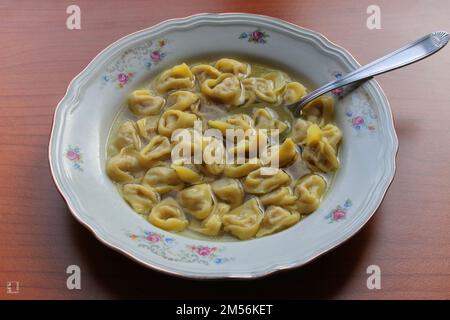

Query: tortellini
[[290, 118, 311, 145], [148, 197, 188, 231], [191, 64, 221, 82], [171, 164, 203, 184], [155, 63, 195, 94], [177, 184, 214, 220], [198, 136, 225, 176], [190, 203, 230, 236], [302, 124, 339, 172], [243, 168, 291, 194], [214, 58, 250, 78], [201, 74, 245, 106], [301, 96, 334, 126], [166, 91, 200, 113], [253, 108, 288, 134], [256, 206, 300, 237], [136, 116, 159, 140], [106, 58, 343, 240], [158, 109, 198, 137], [224, 159, 261, 178], [114, 121, 141, 150], [321, 124, 342, 151], [283, 82, 306, 105], [222, 198, 263, 240], [128, 89, 165, 116], [211, 178, 244, 209], [293, 174, 327, 214], [208, 113, 254, 135], [265, 138, 299, 168], [141, 166, 185, 194], [139, 135, 171, 166], [106, 146, 142, 183], [122, 184, 160, 214], [243, 77, 278, 103], [259, 187, 297, 207]]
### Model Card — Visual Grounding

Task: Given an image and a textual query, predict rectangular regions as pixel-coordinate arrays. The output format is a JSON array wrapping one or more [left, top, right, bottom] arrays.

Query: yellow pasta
[[155, 63, 195, 94], [122, 184, 160, 214], [256, 206, 300, 237], [222, 198, 263, 240], [106, 58, 343, 240], [148, 197, 188, 231], [128, 89, 165, 116], [201, 74, 245, 106], [293, 174, 327, 214]]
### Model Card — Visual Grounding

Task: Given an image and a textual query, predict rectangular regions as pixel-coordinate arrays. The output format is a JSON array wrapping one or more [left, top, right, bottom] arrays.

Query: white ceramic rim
[[49, 13, 398, 279]]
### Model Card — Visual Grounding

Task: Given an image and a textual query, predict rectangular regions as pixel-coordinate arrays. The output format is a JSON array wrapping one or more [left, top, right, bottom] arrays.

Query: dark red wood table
[[0, 0, 449, 299]]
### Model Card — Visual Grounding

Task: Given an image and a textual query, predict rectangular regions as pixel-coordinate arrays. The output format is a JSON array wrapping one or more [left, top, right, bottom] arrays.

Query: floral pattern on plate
[[127, 229, 234, 265], [239, 29, 269, 43], [325, 198, 352, 223], [101, 39, 168, 88], [65, 145, 83, 171]]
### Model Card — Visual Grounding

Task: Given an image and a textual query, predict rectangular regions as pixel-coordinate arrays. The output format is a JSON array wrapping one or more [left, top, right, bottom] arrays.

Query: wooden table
[[0, 0, 449, 300]]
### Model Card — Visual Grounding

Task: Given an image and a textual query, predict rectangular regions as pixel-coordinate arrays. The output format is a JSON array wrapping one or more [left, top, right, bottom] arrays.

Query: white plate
[[49, 13, 398, 279]]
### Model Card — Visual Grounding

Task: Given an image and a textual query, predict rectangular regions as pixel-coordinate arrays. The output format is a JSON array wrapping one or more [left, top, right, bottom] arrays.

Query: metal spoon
[[287, 31, 449, 117]]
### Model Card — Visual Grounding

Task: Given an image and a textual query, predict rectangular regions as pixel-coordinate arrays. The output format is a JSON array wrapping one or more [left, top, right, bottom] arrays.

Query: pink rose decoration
[[117, 73, 129, 85], [252, 31, 264, 41], [146, 233, 161, 242], [193, 247, 216, 256], [66, 150, 80, 161], [151, 50, 161, 62], [332, 209, 346, 221], [352, 116, 365, 126]]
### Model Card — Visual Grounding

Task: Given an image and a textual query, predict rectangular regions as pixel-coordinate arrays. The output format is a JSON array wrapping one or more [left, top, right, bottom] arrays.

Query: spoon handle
[[291, 31, 449, 116]]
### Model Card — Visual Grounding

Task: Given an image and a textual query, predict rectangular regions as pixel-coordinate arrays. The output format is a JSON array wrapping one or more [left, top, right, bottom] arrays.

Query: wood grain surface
[[0, 0, 449, 300]]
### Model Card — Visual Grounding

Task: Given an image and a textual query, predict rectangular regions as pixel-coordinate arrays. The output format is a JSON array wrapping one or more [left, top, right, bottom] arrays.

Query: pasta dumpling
[[253, 108, 288, 134], [293, 174, 327, 214], [122, 184, 160, 214], [223, 159, 261, 178], [158, 109, 198, 137], [214, 58, 250, 78], [265, 138, 299, 168], [211, 178, 244, 209], [155, 63, 195, 94], [256, 206, 300, 237], [171, 164, 203, 184], [321, 124, 342, 151], [136, 116, 159, 140], [139, 135, 171, 167], [199, 136, 225, 176], [191, 64, 221, 82], [201, 74, 245, 106], [302, 124, 339, 172], [222, 198, 263, 240], [243, 168, 291, 194], [259, 187, 297, 207], [142, 166, 185, 194], [243, 77, 278, 103], [191, 202, 230, 236], [114, 121, 141, 150], [166, 91, 200, 113], [128, 89, 165, 116], [283, 82, 306, 105], [290, 118, 311, 145], [177, 183, 214, 219], [148, 197, 188, 231], [106, 58, 343, 240], [302, 96, 334, 126], [208, 114, 254, 135], [106, 146, 142, 182]]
